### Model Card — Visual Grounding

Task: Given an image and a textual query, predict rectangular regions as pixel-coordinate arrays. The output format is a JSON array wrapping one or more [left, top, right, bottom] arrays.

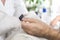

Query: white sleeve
[[0, 13, 20, 35], [14, 0, 28, 17], [14, 0, 40, 20]]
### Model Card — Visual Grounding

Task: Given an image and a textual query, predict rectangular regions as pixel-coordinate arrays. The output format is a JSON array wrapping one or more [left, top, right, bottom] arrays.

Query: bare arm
[[21, 18, 60, 40], [43, 27, 60, 40]]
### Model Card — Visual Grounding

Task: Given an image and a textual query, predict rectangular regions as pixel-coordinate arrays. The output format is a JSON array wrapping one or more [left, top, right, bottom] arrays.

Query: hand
[[50, 16, 60, 26], [21, 18, 50, 37]]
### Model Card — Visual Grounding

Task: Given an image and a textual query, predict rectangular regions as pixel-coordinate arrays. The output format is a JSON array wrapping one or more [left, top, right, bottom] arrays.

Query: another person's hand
[[21, 18, 51, 37], [50, 16, 60, 26]]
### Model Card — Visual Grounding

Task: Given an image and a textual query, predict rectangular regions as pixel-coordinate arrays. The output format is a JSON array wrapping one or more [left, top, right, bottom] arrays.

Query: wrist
[[45, 27, 59, 40]]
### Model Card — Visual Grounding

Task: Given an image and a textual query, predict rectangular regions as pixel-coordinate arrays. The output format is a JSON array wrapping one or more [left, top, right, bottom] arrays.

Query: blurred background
[[24, 0, 52, 24]]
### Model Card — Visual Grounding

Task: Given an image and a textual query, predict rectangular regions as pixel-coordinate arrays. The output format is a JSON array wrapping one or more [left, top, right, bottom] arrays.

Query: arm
[[21, 18, 60, 40], [44, 27, 60, 40]]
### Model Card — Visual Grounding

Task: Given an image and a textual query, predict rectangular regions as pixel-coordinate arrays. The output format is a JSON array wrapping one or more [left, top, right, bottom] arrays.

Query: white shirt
[[0, 0, 28, 17], [0, 0, 28, 40]]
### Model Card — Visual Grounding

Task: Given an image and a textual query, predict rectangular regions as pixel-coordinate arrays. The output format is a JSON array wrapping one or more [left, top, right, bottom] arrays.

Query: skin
[[50, 15, 60, 26], [21, 18, 60, 40], [1, 0, 6, 5]]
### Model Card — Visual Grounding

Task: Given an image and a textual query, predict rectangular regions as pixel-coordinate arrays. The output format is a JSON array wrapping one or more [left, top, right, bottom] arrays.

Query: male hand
[[21, 18, 50, 37]]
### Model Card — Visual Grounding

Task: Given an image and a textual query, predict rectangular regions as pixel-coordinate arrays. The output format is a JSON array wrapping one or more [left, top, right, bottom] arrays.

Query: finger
[[21, 21, 32, 29], [21, 21, 34, 34], [21, 21, 37, 31], [22, 18, 39, 23], [21, 21, 37, 35]]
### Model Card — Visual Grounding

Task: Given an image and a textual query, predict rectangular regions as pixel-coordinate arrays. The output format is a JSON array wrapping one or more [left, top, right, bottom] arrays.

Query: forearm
[[37, 21, 60, 40], [37, 20, 60, 40], [43, 27, 60, 40]]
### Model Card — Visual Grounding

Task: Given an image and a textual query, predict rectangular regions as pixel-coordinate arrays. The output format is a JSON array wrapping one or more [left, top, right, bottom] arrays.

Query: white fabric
[[51, 0, 60, 21], [0, 0, 15, 16], [6, 33, 47, 40], [0, 11, 21, 40], [0, 0, 28, 17]]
